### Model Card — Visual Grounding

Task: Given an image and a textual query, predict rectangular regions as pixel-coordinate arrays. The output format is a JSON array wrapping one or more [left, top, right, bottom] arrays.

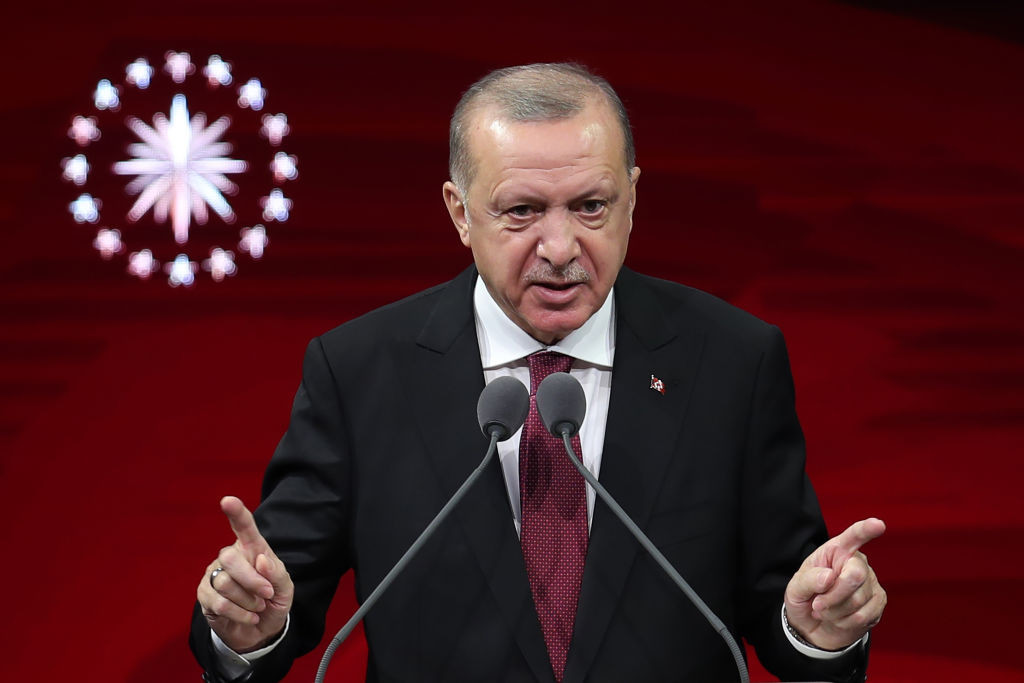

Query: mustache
[[523, 262, 591, 285]]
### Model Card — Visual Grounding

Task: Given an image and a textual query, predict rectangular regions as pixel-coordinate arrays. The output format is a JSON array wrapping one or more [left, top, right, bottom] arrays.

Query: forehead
[[465, 100, 626, 192]]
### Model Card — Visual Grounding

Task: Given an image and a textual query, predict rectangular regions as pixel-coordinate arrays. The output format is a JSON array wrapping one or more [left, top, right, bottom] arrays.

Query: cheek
[[580, 232, 626, 274], [473, 234, 533, 287]]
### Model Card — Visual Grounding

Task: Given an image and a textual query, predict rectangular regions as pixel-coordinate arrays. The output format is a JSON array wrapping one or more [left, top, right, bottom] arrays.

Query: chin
[[525, 313, 590, 344]]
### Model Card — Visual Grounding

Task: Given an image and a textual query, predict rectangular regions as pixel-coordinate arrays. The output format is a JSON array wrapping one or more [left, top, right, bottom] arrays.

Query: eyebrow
[[490, 175, 619, 207]]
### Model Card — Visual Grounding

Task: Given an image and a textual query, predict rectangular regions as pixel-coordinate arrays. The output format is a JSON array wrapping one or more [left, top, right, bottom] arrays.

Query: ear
[[627, 166, 641, 232], [443, 181, 472, 247]]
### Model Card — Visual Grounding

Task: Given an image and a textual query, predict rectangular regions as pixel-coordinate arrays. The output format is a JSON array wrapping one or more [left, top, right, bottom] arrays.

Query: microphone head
[[536, 372, 586, 438], [477, 376, 530, 441]]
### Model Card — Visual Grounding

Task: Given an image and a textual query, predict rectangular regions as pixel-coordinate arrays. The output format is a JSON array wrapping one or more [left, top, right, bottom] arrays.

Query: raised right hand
[[196, 496, 294, 653]]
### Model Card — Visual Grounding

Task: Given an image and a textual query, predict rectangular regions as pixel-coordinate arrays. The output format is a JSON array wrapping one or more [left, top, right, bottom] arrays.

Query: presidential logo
[[62, 51, 295, 286]]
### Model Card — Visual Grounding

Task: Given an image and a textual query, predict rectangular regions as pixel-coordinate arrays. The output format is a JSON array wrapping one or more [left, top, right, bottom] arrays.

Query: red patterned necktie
[[520, 351, 588, 681]]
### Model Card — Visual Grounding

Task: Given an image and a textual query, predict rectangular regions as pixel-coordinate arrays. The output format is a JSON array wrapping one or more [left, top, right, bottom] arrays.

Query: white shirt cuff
[[781, 605, 867, 660], [210, 613, 290, 678]]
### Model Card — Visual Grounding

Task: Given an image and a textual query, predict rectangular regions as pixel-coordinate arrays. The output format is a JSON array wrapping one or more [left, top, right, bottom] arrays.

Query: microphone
[[478, 375, 531, 440], [535, 372, 751, 683], [535, 371, 585, 438], [315, 377, 529, 683]]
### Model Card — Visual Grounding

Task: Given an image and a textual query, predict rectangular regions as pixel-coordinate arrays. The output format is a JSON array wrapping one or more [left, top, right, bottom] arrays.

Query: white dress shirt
[[473, 276, 615, 534]]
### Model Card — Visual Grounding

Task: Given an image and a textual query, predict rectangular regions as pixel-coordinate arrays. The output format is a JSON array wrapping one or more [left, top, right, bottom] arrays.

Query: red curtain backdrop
[[1, 2, 1021, 681]]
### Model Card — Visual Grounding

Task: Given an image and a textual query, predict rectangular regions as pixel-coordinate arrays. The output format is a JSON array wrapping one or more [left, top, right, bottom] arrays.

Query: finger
[[197, 564, 263, 626], [811, 555, 868, 615], [831, 518, 885, 564], [202, 591, 262, 626], [825, 587, 886, 633], [212, 571, 269, 613], [787, 565, 836, 604], [218, 545, 275, 599], [814, 575, 874, 621], [221, 496, 269, 552]]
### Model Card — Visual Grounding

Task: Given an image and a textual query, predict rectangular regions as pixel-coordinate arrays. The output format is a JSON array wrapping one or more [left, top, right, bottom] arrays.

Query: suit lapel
[[404, 266, 554, 683], [563, 269, 706, 683]]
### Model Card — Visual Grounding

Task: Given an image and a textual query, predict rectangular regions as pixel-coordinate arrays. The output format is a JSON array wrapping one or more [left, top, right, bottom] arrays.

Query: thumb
[[255, 552, 293, 609], [788, 566, 836, 605]]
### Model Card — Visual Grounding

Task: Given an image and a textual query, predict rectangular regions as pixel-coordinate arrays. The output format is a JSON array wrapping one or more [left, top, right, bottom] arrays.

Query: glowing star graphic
[[127, 249, 160, 279], [112, 94, 248, 244], [164, 51, 194, 83], [260, 189, 291, 222], [204, 55, 232, 86], [126, 58, 154, 89], [70, 193, 100, 223], [93, 228, 124, 259], [238, 78, 266, 111], [238, 224, 268, 259], [94, 79, 120, 111], [69, 116, 100, 146], [271, 152, 298, 182], [260, 114, 289, 146], [61, 154, 90, 185], [202, 247, 237, 281], [166, 253, 197, 287]]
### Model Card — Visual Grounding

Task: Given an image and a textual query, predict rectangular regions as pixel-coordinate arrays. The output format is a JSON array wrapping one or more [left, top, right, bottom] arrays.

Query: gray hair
[[448, 63, 635, 195]]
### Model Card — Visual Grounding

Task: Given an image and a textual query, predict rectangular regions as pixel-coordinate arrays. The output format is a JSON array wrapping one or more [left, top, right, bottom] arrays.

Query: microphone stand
[[314, 431, 501, 683], [557, 430, 751, 683]]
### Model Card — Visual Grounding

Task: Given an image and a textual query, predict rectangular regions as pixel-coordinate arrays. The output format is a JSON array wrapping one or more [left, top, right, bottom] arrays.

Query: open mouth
[[535, 281, 580, 291], [531, 281, 583, 304]]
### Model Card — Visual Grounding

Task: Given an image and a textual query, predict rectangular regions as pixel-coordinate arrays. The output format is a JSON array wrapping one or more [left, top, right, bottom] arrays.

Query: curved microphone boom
[[534, 372, 751, 683], [315, 376, 529, 683]]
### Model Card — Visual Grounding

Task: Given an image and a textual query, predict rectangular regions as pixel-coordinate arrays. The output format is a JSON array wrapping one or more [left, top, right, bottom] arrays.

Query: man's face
[[443, 99, 640, 344]]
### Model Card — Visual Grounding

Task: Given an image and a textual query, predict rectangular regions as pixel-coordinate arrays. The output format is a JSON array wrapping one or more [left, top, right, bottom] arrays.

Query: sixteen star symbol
[[70, 56, 290, 283]]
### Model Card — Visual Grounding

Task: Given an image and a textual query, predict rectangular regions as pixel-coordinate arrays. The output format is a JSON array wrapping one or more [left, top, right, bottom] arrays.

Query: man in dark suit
[[192, 63, 886, 682]]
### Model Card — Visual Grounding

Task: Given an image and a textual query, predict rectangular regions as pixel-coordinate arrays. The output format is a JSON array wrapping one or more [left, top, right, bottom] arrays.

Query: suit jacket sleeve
[[190, 336, 354, 683], [737, 326, 868, 683]]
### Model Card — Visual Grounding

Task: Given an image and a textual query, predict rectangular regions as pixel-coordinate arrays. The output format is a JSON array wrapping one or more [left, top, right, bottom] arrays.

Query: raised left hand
[[784, 518, 887, 651]]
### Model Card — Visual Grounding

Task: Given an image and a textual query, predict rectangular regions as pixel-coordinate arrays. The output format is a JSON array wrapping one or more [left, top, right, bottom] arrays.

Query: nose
[[535, 208, 580, 268]]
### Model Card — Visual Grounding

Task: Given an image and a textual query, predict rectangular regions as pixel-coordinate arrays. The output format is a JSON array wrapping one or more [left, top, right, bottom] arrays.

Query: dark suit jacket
[[191, 265, 868, 682]]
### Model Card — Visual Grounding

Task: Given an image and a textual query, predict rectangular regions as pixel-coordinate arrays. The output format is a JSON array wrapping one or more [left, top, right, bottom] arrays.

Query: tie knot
[[527, 351, 573, 394]]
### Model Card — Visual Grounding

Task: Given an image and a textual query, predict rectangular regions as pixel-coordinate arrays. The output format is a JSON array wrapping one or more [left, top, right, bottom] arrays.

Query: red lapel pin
[[650, 374, 665, 395]]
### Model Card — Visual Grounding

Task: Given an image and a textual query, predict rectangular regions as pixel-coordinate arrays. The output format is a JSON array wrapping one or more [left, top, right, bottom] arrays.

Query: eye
[[504, 204, 538, 221], [578, 199, 607, 215]]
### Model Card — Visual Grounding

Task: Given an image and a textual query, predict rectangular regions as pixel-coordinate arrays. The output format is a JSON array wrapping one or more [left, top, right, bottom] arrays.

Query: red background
[[1, 2, 1022, 681]]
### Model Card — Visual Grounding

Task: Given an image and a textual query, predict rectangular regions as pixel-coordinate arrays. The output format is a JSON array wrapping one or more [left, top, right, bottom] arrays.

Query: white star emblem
[[164, 51, 195, 83], [238, 79, 266, 111], [204, 55, 232, 86], [70, 193, 100, 223], [166, 254, 197, 287], [69, 116, 101, 146], [127, 249, 160, 279], [271, 152, 298, 182], [260, 189, 291, 222], [126, 59, 154, 89], [61, 154, 90, 185], [202, 247, 237, 281], [112, 94, 248, 244], [239, 225, 268, 259], [260, 114, 289, 146], [94, 79, 120, 111], [93, 229, 124, 259]]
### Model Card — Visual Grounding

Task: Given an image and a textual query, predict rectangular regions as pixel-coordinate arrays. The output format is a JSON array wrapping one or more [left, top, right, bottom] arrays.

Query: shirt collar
[[473, 275, 615, 369]]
